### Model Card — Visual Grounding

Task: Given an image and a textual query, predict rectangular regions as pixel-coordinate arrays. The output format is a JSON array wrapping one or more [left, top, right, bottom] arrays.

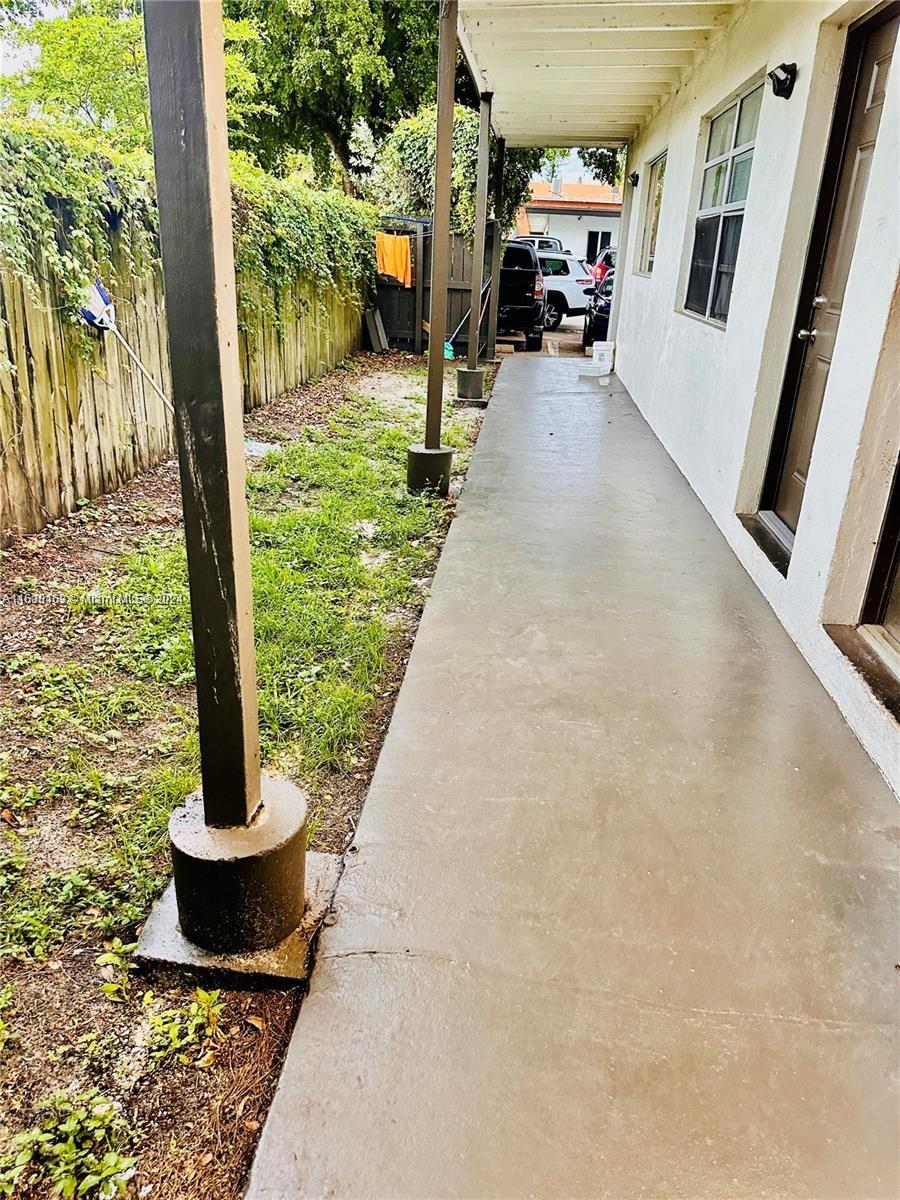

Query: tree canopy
[[0, 0, 271, 153], [222, 0, 438, 188], [366, 104, 564, 235], [1, 0, 586, 228], [0, 3, 150, 147], [577, 147, 625, 186], [0, 0, 36, 32]]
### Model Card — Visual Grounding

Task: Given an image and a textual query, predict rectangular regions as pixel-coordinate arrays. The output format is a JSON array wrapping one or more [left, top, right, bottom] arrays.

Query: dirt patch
[[0, 350, 493, 1199]]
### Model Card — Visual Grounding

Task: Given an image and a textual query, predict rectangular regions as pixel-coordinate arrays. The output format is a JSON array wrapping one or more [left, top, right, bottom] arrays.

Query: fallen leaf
[[245, 1014, 266, 1033]]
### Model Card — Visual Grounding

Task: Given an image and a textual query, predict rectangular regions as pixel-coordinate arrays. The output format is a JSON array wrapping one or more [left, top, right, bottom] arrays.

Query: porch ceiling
[[457, 0, 745, 147]]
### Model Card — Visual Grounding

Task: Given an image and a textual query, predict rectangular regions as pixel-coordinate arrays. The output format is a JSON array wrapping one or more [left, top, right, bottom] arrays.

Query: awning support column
[[138, 0, 308, 971], [408, 0, 457, 497], [485, 136, 506, 360], [457, 90, 492, 402], [607, 151, 634, 345]]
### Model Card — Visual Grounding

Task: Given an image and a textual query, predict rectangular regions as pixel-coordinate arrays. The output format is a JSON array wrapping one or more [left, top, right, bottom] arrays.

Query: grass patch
[[3, 655, 151, 740], [0, 375, 476, 961], [108, 390, 471, 771], [0, 359, 483, 1197]]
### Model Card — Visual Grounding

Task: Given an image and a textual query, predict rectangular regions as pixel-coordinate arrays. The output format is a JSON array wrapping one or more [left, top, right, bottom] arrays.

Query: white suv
[[538, 251, 596, 330], [513, 235, 569, 253]]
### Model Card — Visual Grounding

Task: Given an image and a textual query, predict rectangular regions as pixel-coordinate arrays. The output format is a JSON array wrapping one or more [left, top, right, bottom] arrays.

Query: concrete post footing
[[408, 444, 454, 496], [167, 773, 307, 954], [456, 366, 486, 400]]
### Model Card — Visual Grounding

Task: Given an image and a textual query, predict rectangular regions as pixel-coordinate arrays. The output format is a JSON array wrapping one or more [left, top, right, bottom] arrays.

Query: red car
[[592, 247, 617, 283]]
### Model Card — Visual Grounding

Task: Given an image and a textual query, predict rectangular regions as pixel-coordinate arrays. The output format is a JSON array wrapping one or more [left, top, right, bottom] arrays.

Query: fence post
[[139, 0, 307, 966], [407, 0, 457, 497], [457, 91, 492, 402]]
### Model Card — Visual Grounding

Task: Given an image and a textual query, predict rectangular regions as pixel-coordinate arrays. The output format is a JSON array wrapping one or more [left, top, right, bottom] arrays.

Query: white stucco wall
[[528, 211, 620, 259], [614, 0, 900, 793]]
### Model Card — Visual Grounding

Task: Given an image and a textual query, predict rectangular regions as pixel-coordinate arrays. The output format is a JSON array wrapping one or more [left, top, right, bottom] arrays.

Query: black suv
[[498, 242, 545, 351], [582, 271, 615, 349]]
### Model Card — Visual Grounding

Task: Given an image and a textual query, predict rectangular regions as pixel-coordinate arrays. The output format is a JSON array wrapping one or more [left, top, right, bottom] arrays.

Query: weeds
[[2, 657, 149, 739], [144, 988, 224, 1067], [50, 1031, 122, 1079], [95, 938, 138, 1004], [0, 1088, 137, 1198]]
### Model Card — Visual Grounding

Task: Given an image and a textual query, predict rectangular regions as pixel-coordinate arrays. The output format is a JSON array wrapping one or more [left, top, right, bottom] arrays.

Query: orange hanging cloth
[[376, 231, 413, 288]]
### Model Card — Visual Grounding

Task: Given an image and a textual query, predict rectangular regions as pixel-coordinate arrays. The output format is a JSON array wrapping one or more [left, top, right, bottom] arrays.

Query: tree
[[577, 148, 625, 186], [0, 0, 37, 33], [0, 1, 271, 154], [0, 3, 150, 148], [366, 103, 563, 235], [222, 0, 438, 189]]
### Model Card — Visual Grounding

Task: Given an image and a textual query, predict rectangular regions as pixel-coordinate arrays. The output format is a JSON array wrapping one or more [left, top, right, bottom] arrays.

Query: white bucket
[[591, 340, 614, 376]]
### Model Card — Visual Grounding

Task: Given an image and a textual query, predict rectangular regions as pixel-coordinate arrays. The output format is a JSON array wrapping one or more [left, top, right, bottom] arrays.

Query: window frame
[[637, 150, 667, 275], [539, 255, 570, 277], [683, 80, 764, 325]]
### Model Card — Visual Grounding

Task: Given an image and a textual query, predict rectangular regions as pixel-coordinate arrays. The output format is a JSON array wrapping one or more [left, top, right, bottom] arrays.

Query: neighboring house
[[516, 179, 622, 262], [459, 0, 900, 792]]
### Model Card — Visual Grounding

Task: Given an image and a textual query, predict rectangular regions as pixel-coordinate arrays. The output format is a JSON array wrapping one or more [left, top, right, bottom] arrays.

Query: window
[[540, 256, 570, 277], [639, 152, 666, 273], [503, 244, 536, 270], [685, 82, 763, 322]]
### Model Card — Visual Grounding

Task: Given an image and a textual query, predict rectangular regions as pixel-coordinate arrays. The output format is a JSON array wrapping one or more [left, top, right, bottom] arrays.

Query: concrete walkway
[[249, 358, 899, 1200]]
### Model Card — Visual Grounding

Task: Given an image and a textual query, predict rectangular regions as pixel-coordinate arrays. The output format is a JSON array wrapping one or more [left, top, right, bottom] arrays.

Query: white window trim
[[681, 78, 765, 327], [636, 150, 667, 277]]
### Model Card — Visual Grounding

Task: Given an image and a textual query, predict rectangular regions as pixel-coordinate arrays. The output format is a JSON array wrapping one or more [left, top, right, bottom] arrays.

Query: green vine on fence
[[0, 117, 377, 337]]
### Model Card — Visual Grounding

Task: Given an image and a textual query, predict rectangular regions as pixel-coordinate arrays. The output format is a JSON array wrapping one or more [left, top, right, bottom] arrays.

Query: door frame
[[860, 455, 900, 625], [756, 0, 900, 561]]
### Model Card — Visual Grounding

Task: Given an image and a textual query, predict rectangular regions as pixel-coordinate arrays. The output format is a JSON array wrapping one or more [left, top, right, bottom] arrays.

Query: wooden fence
[[0, 247, 363, 542], [376, 221, 500, 357]]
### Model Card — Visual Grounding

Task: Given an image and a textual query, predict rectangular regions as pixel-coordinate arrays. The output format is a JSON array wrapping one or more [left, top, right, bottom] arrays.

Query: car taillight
[[535, 276, 544, 296], [576, 277, 592, 285]]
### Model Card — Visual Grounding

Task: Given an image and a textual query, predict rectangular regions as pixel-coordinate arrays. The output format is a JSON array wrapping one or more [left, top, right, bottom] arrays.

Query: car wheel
[[524, 330, 544, 352], [544, 297, 564, 330], [582, 319, 594, 350]]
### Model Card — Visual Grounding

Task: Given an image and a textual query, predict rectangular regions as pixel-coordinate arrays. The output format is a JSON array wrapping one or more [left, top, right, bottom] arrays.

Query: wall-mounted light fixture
[[767, 62, 797, 99], [627, 171, 639, 187]]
